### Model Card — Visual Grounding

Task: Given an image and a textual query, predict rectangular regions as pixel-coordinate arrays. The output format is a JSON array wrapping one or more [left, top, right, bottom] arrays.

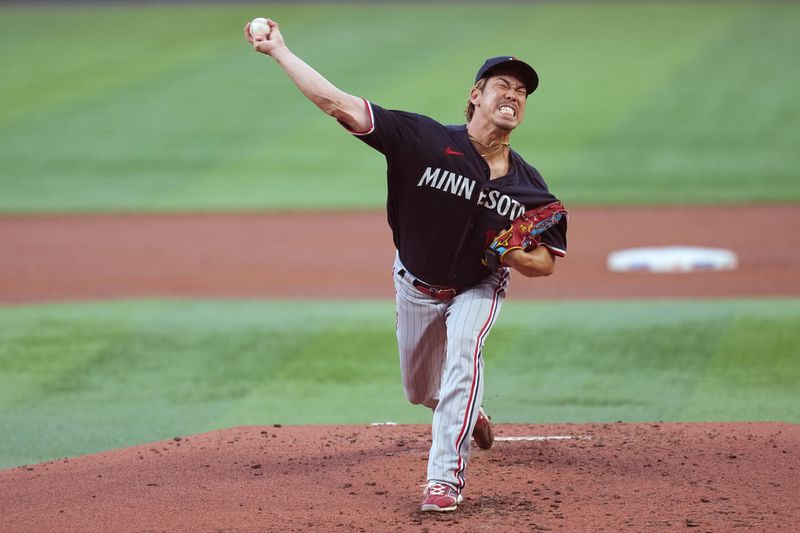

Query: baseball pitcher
[[245, 19, 568, 513]]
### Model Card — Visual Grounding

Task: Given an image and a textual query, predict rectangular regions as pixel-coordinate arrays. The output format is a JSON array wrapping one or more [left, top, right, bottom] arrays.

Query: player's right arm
[[245, 19, 371, 133]]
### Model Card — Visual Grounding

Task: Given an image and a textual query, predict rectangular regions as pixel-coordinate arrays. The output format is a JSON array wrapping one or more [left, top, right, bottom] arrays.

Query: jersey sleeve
[[340, 100, 424, 160], [541, 217, 568, 257], [521, 164, 568, 257]]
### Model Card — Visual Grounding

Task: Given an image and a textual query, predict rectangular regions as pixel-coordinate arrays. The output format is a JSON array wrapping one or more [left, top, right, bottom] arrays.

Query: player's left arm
[[482, 200, 567, 275], [502, 247, 555, 277]]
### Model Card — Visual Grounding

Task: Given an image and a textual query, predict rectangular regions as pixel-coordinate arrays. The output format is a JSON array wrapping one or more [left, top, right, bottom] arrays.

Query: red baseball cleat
[[472, 407, 494, 450], [420, 482, 463, 512]]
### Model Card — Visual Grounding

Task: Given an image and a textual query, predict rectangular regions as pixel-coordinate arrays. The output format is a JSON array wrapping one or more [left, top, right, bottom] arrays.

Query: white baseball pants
[[393, 254, 509, 490]]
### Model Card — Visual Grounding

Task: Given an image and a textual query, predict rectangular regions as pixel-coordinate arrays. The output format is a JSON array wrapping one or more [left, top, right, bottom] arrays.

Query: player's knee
[[405, 390, 426, 405], [405, 388, 435, 407]]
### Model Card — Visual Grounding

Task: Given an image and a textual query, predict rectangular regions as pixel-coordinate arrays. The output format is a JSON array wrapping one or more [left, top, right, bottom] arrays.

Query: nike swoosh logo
[[444, 146, 465, 156]]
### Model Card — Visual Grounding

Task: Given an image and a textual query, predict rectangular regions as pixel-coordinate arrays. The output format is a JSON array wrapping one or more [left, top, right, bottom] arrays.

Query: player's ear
[[469, 78, 486, 106], [469, 86, 482, 106]]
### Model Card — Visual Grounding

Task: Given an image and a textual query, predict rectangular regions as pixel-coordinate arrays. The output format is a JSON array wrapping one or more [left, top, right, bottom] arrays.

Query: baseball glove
[[482, 200, 567, 271]]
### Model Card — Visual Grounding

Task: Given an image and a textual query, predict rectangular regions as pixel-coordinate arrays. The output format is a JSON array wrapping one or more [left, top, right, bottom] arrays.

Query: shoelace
[[425, 483, 451, 496]]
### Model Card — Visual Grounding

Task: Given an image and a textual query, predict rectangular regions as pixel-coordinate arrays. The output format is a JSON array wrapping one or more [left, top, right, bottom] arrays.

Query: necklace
[[468, 134, 509, 158]]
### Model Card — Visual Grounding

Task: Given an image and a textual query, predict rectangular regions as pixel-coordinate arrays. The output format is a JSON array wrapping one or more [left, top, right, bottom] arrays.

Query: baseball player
[[245, 19, 567, 512]]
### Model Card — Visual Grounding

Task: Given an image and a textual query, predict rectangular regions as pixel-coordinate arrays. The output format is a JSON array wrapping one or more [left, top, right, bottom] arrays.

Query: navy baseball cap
[[475, 56, 539, 94]]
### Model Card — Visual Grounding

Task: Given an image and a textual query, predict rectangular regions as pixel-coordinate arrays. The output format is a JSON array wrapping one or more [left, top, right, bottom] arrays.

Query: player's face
[[474, 72, 528, 130]]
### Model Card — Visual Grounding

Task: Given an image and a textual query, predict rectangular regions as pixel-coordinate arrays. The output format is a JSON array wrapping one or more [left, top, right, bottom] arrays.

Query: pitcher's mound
[[2, 422, 799, 531]]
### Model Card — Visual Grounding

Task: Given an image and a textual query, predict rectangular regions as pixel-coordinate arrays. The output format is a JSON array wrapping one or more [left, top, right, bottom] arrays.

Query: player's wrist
[[269, 45, 292, 62], [500, 248, 526, 267]]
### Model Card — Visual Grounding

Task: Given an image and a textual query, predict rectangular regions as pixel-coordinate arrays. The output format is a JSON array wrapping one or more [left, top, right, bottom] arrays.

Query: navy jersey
[[347, 101, 567, 289]]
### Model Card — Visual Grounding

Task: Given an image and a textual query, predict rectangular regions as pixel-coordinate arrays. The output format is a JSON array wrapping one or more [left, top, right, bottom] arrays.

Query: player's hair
[[464, 78, 487, 122]]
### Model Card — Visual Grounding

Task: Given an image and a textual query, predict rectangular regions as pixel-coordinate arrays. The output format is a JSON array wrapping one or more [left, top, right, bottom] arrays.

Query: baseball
[[249, 17, 271, 38]]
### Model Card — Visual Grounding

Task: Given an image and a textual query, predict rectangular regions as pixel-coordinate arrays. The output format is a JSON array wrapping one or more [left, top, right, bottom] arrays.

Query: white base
[[607, 246, 738, 273]]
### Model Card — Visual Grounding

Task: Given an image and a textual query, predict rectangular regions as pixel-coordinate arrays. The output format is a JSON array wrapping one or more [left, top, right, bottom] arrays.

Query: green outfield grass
[[1, 2, 799, 212], [1, 298, 798, 468]]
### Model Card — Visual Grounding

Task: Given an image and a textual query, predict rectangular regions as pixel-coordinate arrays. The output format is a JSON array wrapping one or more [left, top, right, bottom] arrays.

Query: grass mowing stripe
[[1, 298, 798, 468], [684, 317, 800, 421], [558, 3, 800, 204], [0, 300, 408, 468], [2, 3, 799, 212]]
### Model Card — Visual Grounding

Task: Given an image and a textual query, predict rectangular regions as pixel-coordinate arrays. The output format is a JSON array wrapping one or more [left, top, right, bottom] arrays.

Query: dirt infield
[[2, 205, 799, 303], [2, 423, 798, 532]]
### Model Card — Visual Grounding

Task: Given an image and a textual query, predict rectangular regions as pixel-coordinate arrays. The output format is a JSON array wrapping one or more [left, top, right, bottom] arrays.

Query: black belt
[[397, 268, 459, 300]]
